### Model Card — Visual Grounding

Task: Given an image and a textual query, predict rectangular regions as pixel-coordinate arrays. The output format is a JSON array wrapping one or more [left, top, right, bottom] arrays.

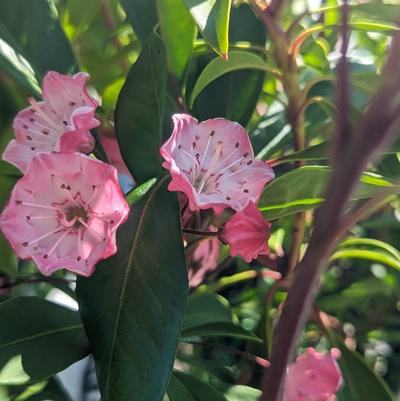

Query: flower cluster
[[161, 113, 274, 265], [0, 72, 129, 277]]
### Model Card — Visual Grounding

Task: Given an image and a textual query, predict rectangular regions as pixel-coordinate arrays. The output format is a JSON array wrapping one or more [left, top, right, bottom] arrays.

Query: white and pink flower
[[160, 114, 274, 212], [283, 348, 343, 401], [3, 71, 99, 172], [0, 153, 129, 277]]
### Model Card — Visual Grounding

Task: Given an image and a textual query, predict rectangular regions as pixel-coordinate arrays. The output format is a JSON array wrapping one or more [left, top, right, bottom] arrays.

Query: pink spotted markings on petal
[[160, 114, 274, 212], [3, 71, 100, 172], [282, 348, 343, 401], [0, 153, 129, 277], [219, 202, 271, 263]]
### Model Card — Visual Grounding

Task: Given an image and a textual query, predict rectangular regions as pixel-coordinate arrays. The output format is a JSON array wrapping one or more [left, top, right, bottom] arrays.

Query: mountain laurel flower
[[219, 202, 271, 263], [160, 114, 274, 212], [3, 71, 100, 172], [0, 153, 129, 277], [283, 348, 343, 401]]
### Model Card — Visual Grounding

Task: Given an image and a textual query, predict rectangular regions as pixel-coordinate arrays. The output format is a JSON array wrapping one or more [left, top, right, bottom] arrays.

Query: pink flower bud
[[283, 348, 343, 401], [219, 202, 271, 263], [0, 153, 129, 277], [160, 114, 274, 213], [3, 71, 100, 172]]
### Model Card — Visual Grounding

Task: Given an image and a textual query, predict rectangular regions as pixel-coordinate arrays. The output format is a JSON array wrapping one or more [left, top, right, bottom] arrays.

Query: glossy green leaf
[[0, 233, 18, 280], [0, 161, 22, 212], [77, 177, 188, 401], [184, 0, 232, 58], [0, 23, 40, 96], [181, 322, 261, 342], [190, 4, 266, 127], [181, 293, 260, 342], [212, 384, 260, 401], [0, 297, 89, 385], [190, 51, 269, 107], [0, 0, 76, 78], [259, 166, 397, 220], [115, 31, 167, 183], [157, 0, 197, 78], [173, 372, 228, 401], [125, 177, 158, 206], [168, 374, 196, 401], [329, 334, 395, 401], [120, 0, 158, 43]]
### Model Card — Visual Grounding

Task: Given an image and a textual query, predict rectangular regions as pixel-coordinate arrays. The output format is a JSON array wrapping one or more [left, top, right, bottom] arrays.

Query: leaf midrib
[[104, 176, 167, 396], [0, 324, 83, 349]]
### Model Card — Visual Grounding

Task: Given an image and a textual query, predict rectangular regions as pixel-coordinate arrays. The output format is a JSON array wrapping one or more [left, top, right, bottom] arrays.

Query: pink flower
[[219, 202, 271, 263], [160, 114, 274, 212], [3, 71, 100, 172], [283, 348, 343, 401], [188, 235, 219, 288], [0, 153, 129, 277]]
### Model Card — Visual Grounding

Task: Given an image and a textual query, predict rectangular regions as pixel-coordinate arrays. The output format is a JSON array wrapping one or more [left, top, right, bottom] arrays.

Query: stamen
[[218, 156, 246, 175], [213, 146, 240, 172], [199, 134, 214, 170], [78, 218, 106, 242], [28, 98, 61, 130], [25, 226, 63, 246], [222, 163, 251, 180], [45, 229, 71, 257], [197, 142, 223, 194], [19, 201, 63, 212], [27, 215, 57, 220], [83, 186, 98, 206]]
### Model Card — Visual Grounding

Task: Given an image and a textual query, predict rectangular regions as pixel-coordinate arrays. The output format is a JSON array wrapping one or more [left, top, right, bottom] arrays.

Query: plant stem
[[183, 228, 219, 237], [258, 26, 400, 401]]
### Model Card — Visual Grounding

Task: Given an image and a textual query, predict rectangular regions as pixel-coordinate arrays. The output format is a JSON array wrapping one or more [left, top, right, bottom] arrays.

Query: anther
[[22, 241, 29, 247]]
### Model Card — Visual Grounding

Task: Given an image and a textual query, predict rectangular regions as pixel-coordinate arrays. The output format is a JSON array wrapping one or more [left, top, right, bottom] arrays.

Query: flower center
[[64, 206, 88, 228]]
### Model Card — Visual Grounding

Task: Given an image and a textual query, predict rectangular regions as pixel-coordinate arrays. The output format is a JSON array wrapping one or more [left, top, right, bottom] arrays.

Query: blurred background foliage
[[1, 0, 400, 401]]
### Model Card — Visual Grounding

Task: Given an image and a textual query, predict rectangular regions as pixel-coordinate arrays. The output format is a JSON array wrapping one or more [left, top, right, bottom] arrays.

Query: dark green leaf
[[120, 0, 158, 43], [190, 4, 266, 127], [190, 51, 269, 107], [0, 233, 18, 280], [181, 322, 261, 342], [0, 23, 40, 96], [168, 374, 196, 401], [259, 166, 397, 220], [212, 384, 260, 401], [0, 0, 76, 78], [77, 177, 188, 401], [0, 297, 89, 385], [115, 31, 167, 183], [157, 0, 196, 78], [173, 372, 228, 401], [0, 161, 22, 212], [184, 0, 232, 58]]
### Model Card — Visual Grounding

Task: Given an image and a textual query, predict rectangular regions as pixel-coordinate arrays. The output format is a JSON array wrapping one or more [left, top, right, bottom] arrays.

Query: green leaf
[[120, 0, 158, 43], [329, 334, 395, 401], [0, 0, 76, 78], [125, 177, 158, 206], [157, 0, 197, 78], [212, 384, 261, 401], [0, 297, 89, 385], [0, 161, 22, 212], [184, 0, 232, 58], [190, 4, 266, 127], [66, 0, 102, 39], [181, 322, 261, 342], [0, 233, 18, 280], [0, 23, 40, 96], [168, 374, 196, 401], [115, 31, 167, 183], [173, 372, 228, 401], [190, 51, 269, 107], [259, 166, 396, 220], [76, 177, 188, 401]]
